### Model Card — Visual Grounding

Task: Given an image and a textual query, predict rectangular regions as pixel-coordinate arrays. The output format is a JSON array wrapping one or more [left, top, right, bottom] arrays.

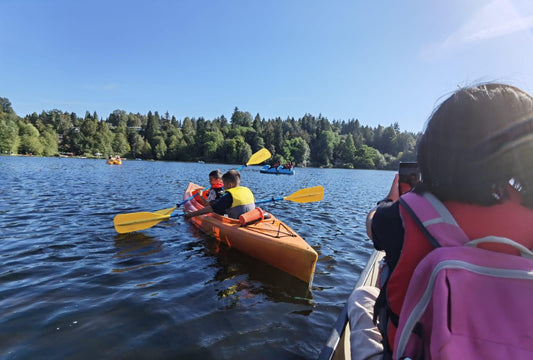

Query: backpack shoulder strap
[[399, 194, 440, 248], [400, 192, 470, 247]]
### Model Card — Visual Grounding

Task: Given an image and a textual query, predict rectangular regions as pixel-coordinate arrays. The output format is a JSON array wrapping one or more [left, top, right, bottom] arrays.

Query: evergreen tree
[[0, 96, 419, 168], [231, 107, 252, 127], [129, 132, 144, 158], [181, 117, 196, 145], [144, 111, 159, 146], [0, 97, 14, 113]]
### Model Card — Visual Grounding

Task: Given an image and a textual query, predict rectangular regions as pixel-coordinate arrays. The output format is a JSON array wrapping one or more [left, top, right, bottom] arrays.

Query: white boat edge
[[319, 250, 385, 360]]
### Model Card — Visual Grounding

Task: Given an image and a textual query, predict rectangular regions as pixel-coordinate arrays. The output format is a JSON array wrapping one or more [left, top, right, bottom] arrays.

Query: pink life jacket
[[393, 192, 533, 360]]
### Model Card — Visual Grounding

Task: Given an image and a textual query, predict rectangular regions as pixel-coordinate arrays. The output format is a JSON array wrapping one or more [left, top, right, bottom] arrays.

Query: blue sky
[[2, 0, 533, 132]]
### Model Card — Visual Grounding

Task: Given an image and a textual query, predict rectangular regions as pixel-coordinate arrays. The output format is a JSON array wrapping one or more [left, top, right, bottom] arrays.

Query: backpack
[[393, 192, 533, 360]]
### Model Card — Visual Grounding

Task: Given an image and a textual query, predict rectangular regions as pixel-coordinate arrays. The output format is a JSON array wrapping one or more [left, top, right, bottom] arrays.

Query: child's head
[[222, 170, 241, 189], [208, 169, 222, 185], [417, 83, 533, 206]]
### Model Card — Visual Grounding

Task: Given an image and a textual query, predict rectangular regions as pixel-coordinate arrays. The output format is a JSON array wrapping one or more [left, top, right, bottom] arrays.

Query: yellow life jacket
[[225, 186, 255, 219]]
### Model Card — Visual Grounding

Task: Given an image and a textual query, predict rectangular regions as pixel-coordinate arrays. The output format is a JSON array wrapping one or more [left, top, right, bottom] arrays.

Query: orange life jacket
[[382, 191, 533, 353], [211, 180, 223, 189], [193, 180, 224, 200], [203, 180, 224, 200]]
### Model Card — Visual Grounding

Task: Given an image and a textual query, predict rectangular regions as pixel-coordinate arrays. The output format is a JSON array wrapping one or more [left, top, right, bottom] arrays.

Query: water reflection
[[203, 236, 314, 306], [114, 232, 161, 256], [0, 157, 396, 359], [112, 233, 168, 273]]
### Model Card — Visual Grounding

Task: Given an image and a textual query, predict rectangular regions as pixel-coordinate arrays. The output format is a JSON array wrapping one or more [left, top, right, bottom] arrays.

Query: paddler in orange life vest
[[184, 169, 256, 220], [195, 169, 225, 206]]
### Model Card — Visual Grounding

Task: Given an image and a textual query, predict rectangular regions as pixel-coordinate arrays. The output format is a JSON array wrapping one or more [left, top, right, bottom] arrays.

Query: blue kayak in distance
[[260, 165, 295, 175]]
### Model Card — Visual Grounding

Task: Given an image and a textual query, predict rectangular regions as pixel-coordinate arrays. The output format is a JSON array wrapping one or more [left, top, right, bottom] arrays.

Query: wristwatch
[[377, 198, 393, 205]]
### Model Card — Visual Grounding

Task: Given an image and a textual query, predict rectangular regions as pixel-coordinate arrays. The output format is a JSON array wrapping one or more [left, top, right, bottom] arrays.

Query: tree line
[[0, 97, 419, 169]]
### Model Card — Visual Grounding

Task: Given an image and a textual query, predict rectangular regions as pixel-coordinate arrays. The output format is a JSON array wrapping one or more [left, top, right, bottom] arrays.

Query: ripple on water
[[0, 157, 396, 359]]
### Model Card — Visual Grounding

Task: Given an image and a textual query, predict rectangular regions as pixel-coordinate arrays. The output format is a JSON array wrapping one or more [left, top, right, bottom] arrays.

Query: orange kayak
[[183, 182, 318, 284]]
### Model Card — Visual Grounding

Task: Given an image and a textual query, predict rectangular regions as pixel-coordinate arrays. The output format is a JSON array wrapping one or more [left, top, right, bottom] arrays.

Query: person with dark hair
[[270, 160, 280, 170], [282, 161, 294, 170], [350, 83, 533, 359], [184, 169, 256, 219], [196, 169, 225, 206], [370, 83, 533, 266]]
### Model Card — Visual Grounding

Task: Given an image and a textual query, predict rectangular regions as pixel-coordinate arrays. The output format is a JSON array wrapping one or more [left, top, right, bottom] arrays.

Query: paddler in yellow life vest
[[184, 169, 256, 220]]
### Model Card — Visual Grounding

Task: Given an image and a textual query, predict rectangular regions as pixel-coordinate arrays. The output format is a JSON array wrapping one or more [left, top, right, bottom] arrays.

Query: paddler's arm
[[184, 193, 233, 219], [366, 209, 378, 240], [210, 192, 232, 215], [196, 191, 210, 206], [184, 205, 213, 219], [366, 174, 400, 240]]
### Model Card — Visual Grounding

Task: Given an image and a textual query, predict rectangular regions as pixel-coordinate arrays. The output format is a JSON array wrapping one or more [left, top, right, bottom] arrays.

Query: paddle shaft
[[255, 186, 324, 205], [255, 197, 284, 204], [177, 186, 210, 207]]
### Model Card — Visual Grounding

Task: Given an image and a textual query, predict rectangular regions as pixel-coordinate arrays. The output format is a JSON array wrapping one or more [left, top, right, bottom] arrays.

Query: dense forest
[[0, 97, 419, 169]]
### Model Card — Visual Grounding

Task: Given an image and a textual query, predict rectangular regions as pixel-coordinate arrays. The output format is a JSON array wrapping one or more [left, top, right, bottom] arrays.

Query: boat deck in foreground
[[319, 250, 385, 360]]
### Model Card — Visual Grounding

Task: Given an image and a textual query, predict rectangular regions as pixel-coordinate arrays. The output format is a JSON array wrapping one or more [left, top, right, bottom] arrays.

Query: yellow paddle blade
[[284, 186, 324, 203], [113, 212, 171, 234], [246, 148, 271, 166], [154, 207, 176, 216]]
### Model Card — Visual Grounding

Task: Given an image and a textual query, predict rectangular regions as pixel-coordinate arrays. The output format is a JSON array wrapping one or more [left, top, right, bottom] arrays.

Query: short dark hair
[[222, 169, 241, 186], [209, 169, 222, 179], [417, 83, 533, 207]]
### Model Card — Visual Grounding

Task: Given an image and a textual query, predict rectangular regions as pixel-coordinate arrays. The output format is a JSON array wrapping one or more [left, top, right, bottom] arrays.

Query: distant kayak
[[107, 158, 122, 165], [260, 165, 295, 175]]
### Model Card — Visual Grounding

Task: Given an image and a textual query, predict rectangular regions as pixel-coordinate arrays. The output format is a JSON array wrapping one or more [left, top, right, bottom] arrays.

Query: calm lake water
[[0, 156, 394, 359]]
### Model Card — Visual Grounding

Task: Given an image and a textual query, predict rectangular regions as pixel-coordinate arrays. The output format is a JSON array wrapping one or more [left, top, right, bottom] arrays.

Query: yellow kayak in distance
[[107, 158, 122, 165]]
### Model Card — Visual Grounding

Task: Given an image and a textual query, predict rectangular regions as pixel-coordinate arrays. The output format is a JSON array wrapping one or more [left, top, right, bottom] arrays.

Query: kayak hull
[[260, 165, 295, 175], [107, 159, 122, 165], [183, 182, 317, 284]]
